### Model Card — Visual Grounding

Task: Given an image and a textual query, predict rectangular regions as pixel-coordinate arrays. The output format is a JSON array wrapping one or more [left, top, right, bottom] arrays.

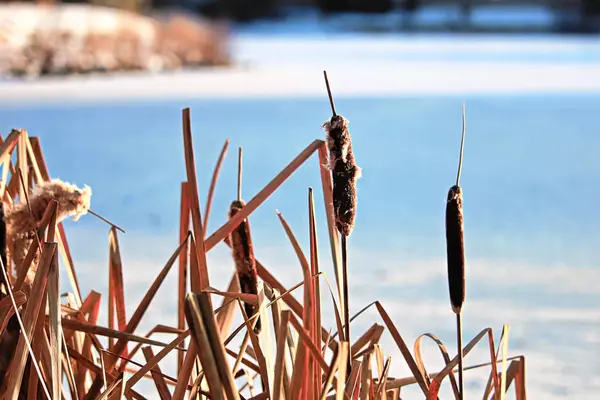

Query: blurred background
[[1, 0, 600, 398]]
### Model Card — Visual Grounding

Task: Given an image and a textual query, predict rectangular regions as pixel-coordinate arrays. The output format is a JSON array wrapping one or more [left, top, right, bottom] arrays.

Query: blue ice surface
[[1, 93, 599, 268]]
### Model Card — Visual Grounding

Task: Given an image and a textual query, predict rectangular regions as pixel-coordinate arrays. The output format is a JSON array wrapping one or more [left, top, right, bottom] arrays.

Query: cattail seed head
[[445, 185, 465, 314], [228, 200, 261, 334], [4, 179, 91, 287], [323, 115, 361, 237]]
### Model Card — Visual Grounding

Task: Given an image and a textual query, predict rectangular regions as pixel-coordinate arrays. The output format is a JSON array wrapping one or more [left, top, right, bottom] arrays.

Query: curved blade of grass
[[427, 327, 498, 399], [414, 333, 459, 398]]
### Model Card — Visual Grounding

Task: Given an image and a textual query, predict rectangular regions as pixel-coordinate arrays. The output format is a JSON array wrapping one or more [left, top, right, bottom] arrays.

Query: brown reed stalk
[[445, 104, 467, 399], [229, 147, 261, 334], [322, 70, 361, 377]]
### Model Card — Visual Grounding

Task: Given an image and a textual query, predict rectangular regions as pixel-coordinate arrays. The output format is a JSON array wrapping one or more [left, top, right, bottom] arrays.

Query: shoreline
[[2, 61, 600, 104]]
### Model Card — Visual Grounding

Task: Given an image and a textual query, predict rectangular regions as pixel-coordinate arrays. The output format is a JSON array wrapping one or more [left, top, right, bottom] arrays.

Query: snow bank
[[0, 3, 230, 77]]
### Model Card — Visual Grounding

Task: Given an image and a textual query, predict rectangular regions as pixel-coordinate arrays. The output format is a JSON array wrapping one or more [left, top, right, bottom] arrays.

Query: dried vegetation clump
[[0, 100, 526, 399], [1, 7, 230, 78]]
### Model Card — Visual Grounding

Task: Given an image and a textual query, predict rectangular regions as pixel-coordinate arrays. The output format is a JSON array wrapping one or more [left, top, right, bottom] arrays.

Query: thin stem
[[457, 312, 464, 400], [238, 147, 243, 202], [88, 209, 126, 234], [456, 103, 466, 186], [341, 234, 351, 377], [323, 70, 337, 117]]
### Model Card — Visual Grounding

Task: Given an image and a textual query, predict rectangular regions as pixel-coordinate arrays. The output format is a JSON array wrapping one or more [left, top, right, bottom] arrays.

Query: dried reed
[[445, 104, 467, 399], [0, 96, 525, 399], [228, 147, 261, 334]]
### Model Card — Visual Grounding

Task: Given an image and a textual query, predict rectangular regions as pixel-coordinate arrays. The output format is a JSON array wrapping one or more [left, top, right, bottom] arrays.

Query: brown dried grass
[[0, 110, 526, 399]]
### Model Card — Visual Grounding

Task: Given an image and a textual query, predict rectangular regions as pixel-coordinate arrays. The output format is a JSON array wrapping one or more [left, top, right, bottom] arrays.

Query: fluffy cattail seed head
[[323, 115, 361, 237]]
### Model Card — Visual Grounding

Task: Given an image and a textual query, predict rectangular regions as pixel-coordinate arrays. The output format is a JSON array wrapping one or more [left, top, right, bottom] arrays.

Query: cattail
[[228, 148, 261, 334], [445, 184, 465, 313], [322, 71, 359, 378], [4, 179, 91, 291], [322, 76, 361, 238], [445, 104, 467, 399]]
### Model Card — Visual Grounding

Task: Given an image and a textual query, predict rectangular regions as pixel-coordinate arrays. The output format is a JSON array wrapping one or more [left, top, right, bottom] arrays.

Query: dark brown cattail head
[[228, 200, 261, 334], [445, 185, 465, 314], [323, 115, 361, 237]]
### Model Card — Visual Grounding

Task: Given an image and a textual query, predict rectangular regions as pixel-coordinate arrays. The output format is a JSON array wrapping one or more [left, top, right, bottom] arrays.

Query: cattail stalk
[[445, 104, 467, 399], [228, 147, 261, 334], [322, 71, 361, 377]]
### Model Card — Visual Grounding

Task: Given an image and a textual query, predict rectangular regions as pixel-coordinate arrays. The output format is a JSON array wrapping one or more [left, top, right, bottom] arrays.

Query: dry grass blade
[[237, 298, 270, 396], [127, 330, 190, 391], [308, 188, 323, 394], [17, 132, 28, 205], [48, 249, 62, 400], [2, 242, 55, 400], [359, 352, 372, 400], [319, 340, 340, 400], [87, 234, 191, 397], [317, 144, 342, 314], [335, 342, 349, 400], [61, 318, 179, 348], [287, 311, 329, 373], [181, 108, 211, 295], [427, 327, 497, 399], [205, 288, 259, 305], [204, 139, 230, 233], [216, 273, 241, 340], [351, 323, 384, 358], [205, 139, 323, 251], [276, 210, 314, 395], [141, 346, 172, 400], [108, 228, 127, 349], [345, 360, 362, 399], [273, 311, 290, 400], [196, 291, 240, 400], [96, 372, 125, 400], [414, 333, 459, 398], [171, 340, 197, 400], [499, 325, 510, 400], [375, 301, 429, 396], [184, 292, 225, 400], [374, 357, 391, 399], [0, 130, 21, 166], [229, 332, 254, 374], [176, 181, 189, 374]]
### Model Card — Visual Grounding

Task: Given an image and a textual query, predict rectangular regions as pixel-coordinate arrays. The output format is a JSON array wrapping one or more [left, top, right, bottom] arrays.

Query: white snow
[[0, 3, 156, 48], [0, 4, 599, 103]]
